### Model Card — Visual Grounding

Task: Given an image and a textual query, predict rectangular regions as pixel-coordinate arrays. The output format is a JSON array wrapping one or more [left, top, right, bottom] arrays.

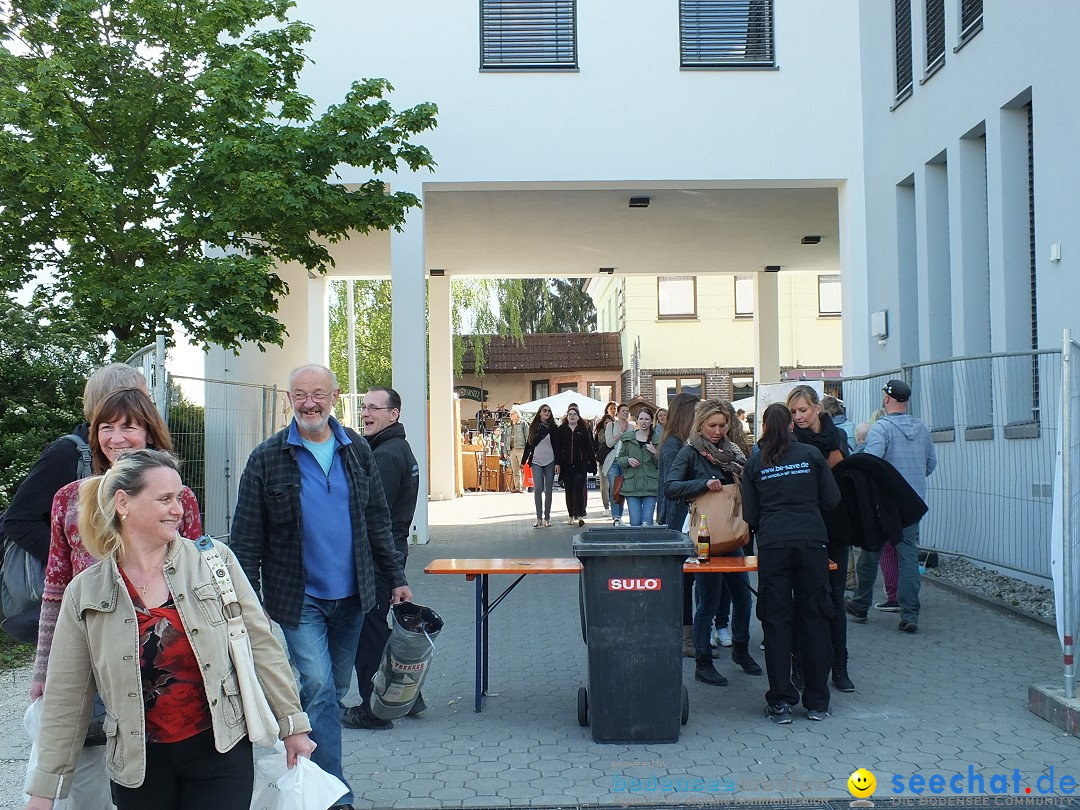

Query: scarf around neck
[[688, 434, 746, 479], [792, 411, 848, 458]]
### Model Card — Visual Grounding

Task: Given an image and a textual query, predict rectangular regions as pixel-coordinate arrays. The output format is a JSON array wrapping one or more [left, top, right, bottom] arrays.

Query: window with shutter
[[657, 276, 697, 318], [817, 275, 842, 317], [480, 0, 577, 70], [894, 0, 913, 105], [924, 0, 945, 75], [959, 0, 983, 46], [679, 0, 775, 69]]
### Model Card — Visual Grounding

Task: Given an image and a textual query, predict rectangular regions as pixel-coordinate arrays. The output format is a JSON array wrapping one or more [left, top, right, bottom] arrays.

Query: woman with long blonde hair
[[664, 399, 760, 687], [25, 450, 314, 809]]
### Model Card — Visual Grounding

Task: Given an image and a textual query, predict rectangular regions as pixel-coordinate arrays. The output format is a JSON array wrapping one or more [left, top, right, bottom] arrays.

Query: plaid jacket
[[230, 419, 406, 629]]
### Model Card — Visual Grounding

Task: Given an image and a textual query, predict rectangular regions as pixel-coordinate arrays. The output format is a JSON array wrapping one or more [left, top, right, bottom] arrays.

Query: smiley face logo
[[848, 768, 877, 798]]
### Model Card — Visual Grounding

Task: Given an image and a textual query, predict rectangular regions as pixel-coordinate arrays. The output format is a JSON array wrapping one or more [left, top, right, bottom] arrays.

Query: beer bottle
[[696, 514, 711, 562]]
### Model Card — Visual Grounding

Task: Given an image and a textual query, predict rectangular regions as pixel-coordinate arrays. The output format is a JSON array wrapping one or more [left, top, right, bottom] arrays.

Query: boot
[[731, 641, 762, 676], [694, 654, 728, 686], [682, 626, 696, 658], [790, 653, 805, 691], [832, 648, 855, 693]]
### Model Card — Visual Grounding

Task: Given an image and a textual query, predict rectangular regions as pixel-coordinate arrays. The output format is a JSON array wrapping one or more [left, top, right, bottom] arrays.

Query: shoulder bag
[[688, 484, 749, 555], [195, 536, 280, 748]]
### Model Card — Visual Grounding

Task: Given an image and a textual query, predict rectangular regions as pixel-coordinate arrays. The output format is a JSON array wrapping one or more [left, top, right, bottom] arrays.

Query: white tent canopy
[[515, 390, 608, 420]]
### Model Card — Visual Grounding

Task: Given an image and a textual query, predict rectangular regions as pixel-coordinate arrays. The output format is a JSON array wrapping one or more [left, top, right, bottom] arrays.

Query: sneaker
[[875, 600, 901, 612], [716, 627, 733, 647], [898, 620, 919, 633], [807, 707, 831, 721], [602, 508, 611, 517], [612, 518, 623, 526], [565, 517, 576, 525], [765, 702, 793, 724], [844, 598, 868, 623], [342, 704, 393, 730], [578, 518, 585, 527], [544, 520, 552, 527], [533, 520, 542, 528]]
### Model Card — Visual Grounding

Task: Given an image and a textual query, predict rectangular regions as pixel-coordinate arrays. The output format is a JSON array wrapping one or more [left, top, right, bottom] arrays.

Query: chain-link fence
[[166, 375, 292, 539]]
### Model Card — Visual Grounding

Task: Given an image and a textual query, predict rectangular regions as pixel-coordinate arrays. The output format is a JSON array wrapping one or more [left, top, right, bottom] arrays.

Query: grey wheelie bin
[[573, 527, 693, 743]]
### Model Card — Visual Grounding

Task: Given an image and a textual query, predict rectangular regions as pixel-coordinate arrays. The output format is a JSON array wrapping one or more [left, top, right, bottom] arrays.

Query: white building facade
[[209, 0, 870, 529]]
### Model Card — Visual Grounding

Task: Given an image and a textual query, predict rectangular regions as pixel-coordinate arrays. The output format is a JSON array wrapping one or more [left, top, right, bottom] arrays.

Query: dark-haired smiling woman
[[741, 403, 840, 725]]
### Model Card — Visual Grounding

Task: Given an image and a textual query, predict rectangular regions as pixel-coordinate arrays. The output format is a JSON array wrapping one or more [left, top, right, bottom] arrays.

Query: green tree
[[497, 278, 596, 334], [0, 0, 437, 357], [0, 296, 108, 509], [327, 279, 393, 395]]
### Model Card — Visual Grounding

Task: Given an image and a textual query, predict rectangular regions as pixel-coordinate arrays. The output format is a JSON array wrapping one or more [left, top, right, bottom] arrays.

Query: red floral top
[[32, 481, 203, 684], [121, 573, 212, 743]]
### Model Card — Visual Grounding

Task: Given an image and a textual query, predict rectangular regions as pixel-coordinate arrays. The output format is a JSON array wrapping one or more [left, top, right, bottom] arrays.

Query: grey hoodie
[[863, 413, 937, 499]]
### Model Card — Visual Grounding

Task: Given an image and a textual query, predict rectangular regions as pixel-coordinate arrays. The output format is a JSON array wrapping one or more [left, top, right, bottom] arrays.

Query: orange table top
[[424, 556, 835, 579]]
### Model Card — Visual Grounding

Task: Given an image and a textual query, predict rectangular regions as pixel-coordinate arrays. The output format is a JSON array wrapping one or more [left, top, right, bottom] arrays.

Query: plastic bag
[[23, 698, 71, 809], [250, 742, 347, 810]]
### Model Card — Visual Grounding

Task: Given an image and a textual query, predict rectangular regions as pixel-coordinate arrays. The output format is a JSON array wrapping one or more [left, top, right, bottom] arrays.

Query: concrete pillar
[[390, 205, 430, 544], [754, 271, 781, 385], [427, 274, 456, 501], [837, 179, 870, 373]]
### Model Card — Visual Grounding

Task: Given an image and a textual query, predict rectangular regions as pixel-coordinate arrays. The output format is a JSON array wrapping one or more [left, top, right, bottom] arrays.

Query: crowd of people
[[7, 367, 937, 810], [7, 363, 420, 809], [507, 384, 934, 724]]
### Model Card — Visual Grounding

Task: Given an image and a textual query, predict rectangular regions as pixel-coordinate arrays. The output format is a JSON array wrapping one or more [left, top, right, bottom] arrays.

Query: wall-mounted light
[[628, 197, 650, 208], [871, 309, 889, 343], [801, 235, 822, 245], [764, 265, 781, 273], [599, 267, 615, 275], [429, 268, 446, 277], [1050, 243, 1062, 263]]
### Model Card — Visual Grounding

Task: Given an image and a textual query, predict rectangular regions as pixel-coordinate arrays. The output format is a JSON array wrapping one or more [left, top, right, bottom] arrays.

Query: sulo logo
[[608, 578, 662, 591]]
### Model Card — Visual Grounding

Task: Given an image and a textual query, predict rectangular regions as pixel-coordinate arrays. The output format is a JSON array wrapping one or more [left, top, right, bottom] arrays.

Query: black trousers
[[111, 730, 252, 810], [757, 541, 834, 712], [355, 572, 393, 700], [563, 470, 588, 518], [826, 541, 849, 660]]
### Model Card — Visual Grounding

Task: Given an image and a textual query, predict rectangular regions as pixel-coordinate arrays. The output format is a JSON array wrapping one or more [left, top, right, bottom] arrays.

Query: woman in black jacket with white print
[[557, 403, 596, 527]]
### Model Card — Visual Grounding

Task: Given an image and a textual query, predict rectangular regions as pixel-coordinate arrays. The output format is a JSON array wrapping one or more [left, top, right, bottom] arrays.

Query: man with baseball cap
[[846, 379, 936, 633]]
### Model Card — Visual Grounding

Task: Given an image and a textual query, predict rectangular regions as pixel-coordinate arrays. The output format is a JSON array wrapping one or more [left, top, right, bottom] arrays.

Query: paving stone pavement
[[336, 492, 1079, 808], [1, 490, 1077, 808]]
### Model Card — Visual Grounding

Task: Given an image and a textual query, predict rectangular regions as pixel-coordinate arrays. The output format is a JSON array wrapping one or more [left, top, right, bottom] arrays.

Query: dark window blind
[[894, 0, 913, 102], [480, 0, 577, 70], [961, 0, 984, 42], [925, 0, 945, 72], [680, 0, 775, 68]]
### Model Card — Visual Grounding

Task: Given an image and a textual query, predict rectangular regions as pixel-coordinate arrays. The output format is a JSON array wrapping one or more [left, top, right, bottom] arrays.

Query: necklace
[[134, 569, 159, 596]]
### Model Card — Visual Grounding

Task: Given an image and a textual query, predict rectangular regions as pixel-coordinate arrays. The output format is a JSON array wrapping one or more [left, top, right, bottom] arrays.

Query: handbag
[[611, 475, 625, 505], [196, 536, 280, 748], [688, 483, 749, 555]]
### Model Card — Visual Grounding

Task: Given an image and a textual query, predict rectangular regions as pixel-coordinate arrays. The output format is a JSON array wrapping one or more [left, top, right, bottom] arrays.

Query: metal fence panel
[[167, 375, 292, 539], [836, 351, 1061, 580]]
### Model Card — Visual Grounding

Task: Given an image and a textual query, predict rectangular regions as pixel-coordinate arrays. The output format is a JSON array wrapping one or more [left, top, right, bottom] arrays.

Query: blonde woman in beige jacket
[[25, 450, 314, 810]]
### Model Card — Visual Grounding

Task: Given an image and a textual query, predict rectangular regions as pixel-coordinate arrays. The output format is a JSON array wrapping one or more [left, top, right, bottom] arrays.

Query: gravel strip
[[924, 555, 1055, 623]]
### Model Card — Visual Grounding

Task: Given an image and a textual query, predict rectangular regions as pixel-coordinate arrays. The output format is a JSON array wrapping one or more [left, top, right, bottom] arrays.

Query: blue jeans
[[607, 463, 624, 521], [532, 462, 556, 520], [852, 522, 921, 623], [625, 495, 656, 526], [693, 553, 753, 655], [280, 594, 365, 805]]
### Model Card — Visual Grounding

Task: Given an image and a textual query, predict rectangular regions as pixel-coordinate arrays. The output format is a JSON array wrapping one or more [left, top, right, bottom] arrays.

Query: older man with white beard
[[232, 365, 411, 810]]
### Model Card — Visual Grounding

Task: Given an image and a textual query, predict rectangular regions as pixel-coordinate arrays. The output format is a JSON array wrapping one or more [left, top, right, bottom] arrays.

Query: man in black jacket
[[344, 386, 421, 730]]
